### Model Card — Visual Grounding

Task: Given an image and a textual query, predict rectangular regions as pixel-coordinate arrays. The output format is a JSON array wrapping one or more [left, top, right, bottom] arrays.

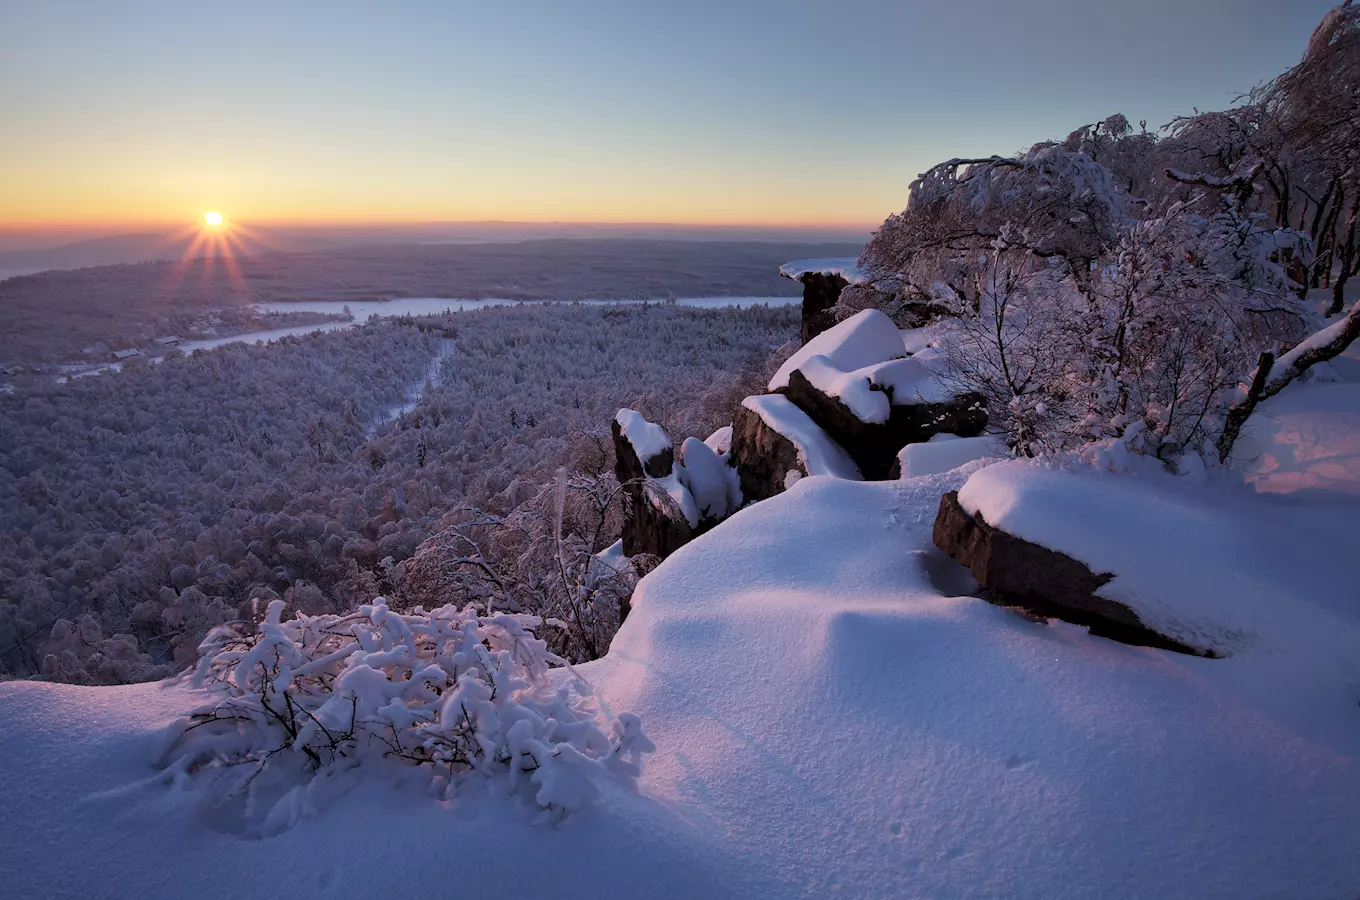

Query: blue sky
[[0, 0, 1337, 228]]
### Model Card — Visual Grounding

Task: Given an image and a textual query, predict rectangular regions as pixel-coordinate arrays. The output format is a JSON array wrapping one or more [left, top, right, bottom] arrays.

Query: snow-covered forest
[[0, 304, 796, 682]]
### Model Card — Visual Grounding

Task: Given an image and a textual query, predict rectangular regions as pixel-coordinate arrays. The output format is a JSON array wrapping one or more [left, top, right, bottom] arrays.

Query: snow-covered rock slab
[[739, 394, 861, 481], [956, 459, 1360, 657]]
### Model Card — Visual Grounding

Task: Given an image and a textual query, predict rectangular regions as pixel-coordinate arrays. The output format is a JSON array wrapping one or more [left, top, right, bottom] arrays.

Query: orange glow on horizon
[[0, 211, 880, 234]]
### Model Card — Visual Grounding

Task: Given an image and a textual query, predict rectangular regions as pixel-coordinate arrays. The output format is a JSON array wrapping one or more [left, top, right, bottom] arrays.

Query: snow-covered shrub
[[165, 599, 652, 828], [37, 614, 171, 685]]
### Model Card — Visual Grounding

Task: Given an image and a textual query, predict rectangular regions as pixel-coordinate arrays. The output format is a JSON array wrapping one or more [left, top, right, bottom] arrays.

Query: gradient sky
[[0, 0, 1338, 230]]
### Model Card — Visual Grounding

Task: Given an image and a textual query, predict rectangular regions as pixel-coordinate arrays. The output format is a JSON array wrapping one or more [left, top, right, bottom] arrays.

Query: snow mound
[[741, 394, 862, 480], [778, 257, 869, 285], [615, 408, 671, 462], [590, 468, 1360, 898], [957, 459, 1360, 657], [678, 436, 741, 520], [769, 308, 905, 391], [1234, 380, 1360, 496], [898, 433, 1007, 477]]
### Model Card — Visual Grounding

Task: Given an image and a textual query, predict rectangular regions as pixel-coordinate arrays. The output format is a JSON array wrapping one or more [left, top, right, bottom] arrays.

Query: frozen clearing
[[4, 453, 1358, 898]]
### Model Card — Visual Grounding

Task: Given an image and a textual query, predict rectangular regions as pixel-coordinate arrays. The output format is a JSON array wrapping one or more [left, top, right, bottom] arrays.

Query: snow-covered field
[[4, 367, 1358, 898]]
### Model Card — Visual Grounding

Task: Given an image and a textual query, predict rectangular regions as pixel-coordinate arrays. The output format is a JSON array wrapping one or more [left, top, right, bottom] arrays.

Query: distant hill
[[0, 237, 864, 364], [0, 223, 869, 278]]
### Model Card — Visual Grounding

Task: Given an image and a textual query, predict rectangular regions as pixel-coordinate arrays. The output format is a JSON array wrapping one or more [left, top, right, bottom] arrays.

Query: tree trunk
[[1327, 192, 1359, 317]]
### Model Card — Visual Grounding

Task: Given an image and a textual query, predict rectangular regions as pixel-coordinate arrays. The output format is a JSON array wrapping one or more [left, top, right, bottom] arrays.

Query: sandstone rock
[[932, 491, 1211, 656], [797, 272, 848, 345], [730, 402, 808, 503], [785, 369, 987, 480]]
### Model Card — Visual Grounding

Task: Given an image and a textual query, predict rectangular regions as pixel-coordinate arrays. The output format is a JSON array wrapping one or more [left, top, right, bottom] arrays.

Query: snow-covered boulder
[[933, 490, 1208, 655], [677, 436, 742, 522], [612, 410, 696, 559], [785, 365, 987, 480], [775, 347, 986, 480], [731, 394, 861, 502], [769, 308, 905, 391]]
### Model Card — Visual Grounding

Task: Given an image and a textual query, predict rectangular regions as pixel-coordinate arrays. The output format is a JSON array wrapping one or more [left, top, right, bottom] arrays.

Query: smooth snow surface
[[615, 408, 672, 463], [777, 257, 868, 284], [898, 434, 1006, 477], [769, 309, 904, 391], [1234, 370, 1360, 496], [3, 465, 1359, 898], [741, 394, 862, 480]]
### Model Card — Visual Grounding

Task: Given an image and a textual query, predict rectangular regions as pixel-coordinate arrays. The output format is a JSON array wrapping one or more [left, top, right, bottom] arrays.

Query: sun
[[203, 210, 224, 227]]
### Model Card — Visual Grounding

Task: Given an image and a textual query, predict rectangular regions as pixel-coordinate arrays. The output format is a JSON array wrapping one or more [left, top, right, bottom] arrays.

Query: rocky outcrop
[[784, 370, 987, 480], [611, 417, 694, 558], [932, 492, 1212, 656], [797, 272, 849, 345], [730, 402, 809, 504]]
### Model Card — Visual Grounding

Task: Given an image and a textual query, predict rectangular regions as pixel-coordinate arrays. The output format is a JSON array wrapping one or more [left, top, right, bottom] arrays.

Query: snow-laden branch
[[1217, 299, 1360, 461]]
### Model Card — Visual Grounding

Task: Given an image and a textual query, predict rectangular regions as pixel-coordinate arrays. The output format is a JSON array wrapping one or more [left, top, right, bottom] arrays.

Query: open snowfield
[[4, 429, 1358, 898]]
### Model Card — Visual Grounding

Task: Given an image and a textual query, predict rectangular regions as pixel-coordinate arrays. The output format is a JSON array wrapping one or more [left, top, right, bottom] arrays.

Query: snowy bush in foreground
[[163, 599, 652, 826]]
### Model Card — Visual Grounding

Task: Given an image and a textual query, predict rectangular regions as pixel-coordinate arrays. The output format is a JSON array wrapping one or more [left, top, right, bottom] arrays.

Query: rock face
[[798, 272, 848, 345], [730, 402, 807, 504], [612, 418, 694, 558], [932, 491, 1211, 656], [784, 370, 987, 480]]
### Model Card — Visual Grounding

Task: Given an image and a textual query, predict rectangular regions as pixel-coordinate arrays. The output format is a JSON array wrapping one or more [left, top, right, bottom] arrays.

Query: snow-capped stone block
[[614, 408, 673, 478], [932, 490, 1212, 656], [770, 309, 906, 391], [731, 394, 861, 502], [612, 412, 693, 558], [783, 360, 988, 480]]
